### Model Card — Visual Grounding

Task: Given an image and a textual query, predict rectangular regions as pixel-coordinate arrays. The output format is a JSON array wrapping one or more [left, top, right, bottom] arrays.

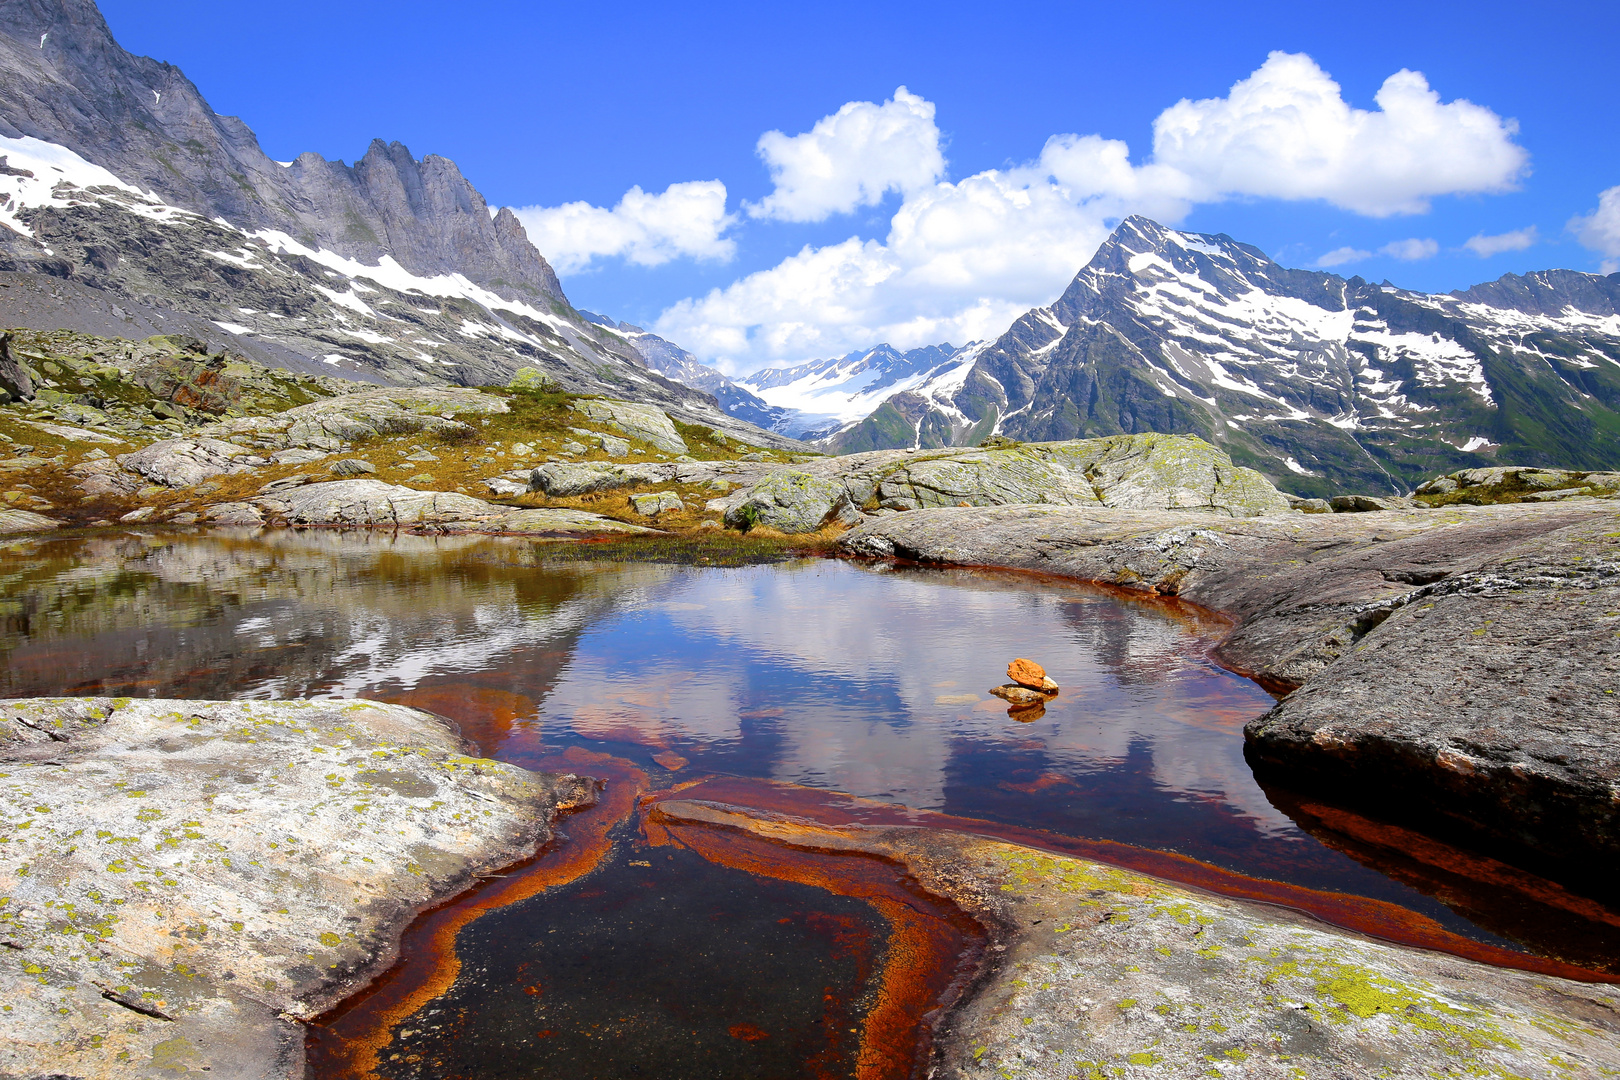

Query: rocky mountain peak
[[0, 0, 562, 301], [1054, 216, 1347, 326]]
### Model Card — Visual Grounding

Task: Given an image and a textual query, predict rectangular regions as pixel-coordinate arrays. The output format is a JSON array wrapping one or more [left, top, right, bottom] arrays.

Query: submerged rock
[[989, 684, 1049, 706], [0, 697, 597, 1078]]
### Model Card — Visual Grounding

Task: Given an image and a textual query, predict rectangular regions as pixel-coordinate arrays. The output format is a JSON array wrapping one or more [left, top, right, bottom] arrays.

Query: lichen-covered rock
[[0, 697, 597, 1079], [265, 479, 493, 526], [117, 438, 264, 488], [213, 388, 504, 453], [574, 399, 688, 455], [655, 801, 1620, 1080], [1415, 466, 1620, 504], [508, 367, 558, 392], [629, 491, 685, 516], [327, 458, 376, 477], [724, 470, 858, 533], [717, 434, 1291, 533]]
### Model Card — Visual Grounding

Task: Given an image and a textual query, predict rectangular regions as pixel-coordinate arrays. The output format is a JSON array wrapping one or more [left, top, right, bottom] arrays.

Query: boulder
[[68, 457, 140, 497], [267, 479, 496, 526], [117, 438, 263, 487], [327, 458, 376, 477], [1331, 494, 1414, 512], [716, 434, 1291, 533], [724, 470, 859, 533], [1287, 495, 1333, 513], [1416, 466, 1620, 504], [0, 331, 36, 402], [574, 399, 688, 455], [530, 462, 634, 497], [205, 501, 265, 525], [0, 697, 594, 1078], [0, 508, 57, 533], [629, 491, 685, 516], [508, 366, 559, 392], [270, 447, 329, 465]]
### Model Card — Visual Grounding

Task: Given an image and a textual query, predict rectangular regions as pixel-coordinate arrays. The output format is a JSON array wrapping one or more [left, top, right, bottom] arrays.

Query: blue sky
[[99, 0, 1619, 371]]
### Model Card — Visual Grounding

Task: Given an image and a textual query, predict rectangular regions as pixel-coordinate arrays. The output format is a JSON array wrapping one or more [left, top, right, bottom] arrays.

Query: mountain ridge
[[668, 217, 1618, 493]]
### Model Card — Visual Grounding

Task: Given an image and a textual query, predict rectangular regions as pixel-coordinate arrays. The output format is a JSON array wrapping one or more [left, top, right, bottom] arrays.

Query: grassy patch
[[531, 529, 837, 567]]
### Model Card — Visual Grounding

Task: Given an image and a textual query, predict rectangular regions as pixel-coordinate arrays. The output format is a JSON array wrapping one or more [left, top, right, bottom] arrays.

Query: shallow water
[[3, 529, 1615, 1076]]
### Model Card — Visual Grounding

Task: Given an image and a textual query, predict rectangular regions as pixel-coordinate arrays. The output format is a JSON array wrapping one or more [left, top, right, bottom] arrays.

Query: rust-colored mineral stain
[[305, 748, 647, 1078], [644, 803, 985, 1080], [657, 776, 1618, 984], [729, 1023, 772, 1041]]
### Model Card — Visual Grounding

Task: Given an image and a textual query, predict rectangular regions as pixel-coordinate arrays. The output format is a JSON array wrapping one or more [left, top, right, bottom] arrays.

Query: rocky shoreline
[[0, 697, 597, 1079], [652, 799, 1620, 1080], [837, 500, 1620, 899]]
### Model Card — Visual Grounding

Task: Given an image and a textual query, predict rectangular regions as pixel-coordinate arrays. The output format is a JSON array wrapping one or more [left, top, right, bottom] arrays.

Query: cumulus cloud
[[1463, 226, 1538, 257], [648, 54, 1530, 369], [1152, 52, 1527, 216], [1317, 246, 1371, 268], [746, 87, 946, 223], [656, 134, 1198, 368], [1380, 237, 1439, 260], [511, 180, 736, 274], [1570, 186, 1620, 274]]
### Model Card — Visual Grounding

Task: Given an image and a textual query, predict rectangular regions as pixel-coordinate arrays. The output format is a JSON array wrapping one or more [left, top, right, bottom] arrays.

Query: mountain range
[[0, 0, 797, 447], [1, 0, 1618, 492], [655, 217, 1620, 495]]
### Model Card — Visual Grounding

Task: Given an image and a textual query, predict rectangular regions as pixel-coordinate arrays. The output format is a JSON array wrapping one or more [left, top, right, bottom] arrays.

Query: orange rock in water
[[1008, 659, 1059, 693]]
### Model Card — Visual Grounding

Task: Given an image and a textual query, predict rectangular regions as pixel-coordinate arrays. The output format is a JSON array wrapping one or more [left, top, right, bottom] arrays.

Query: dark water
[[388, 838, 880, 1080], [2, 529, 1613, 1076]]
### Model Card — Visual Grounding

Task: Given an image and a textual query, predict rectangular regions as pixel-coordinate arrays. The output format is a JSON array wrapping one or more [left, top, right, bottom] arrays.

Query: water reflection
[[0, 529, 1593, 956]]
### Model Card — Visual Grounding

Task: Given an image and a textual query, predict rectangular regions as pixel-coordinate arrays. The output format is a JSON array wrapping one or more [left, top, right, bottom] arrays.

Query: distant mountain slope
[[839, 217, 1620, 494], [0, 0, 800, 448], [734, 343, 984, 441]]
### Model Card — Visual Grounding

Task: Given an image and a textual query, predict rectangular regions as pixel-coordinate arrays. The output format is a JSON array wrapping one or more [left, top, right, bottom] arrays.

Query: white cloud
[[1463, 226, 1538, 257], [1380, 237, 1439, 260], [651, 54, 1531, 369], [1152, 52, 1527, 216], [1317, 246, 1372, 267], [1571, 186, 1620, 274], [510, 180, 736, 274], [746, 87, 946, 223], [656, 135, 1196, 369]]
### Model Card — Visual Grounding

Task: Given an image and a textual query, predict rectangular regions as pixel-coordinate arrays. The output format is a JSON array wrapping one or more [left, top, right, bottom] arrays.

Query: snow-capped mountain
[[734, 343, 985, 440], [839, 217, 1620, 494], [577, 312, 791, 432], [0, 0, 799, 447]]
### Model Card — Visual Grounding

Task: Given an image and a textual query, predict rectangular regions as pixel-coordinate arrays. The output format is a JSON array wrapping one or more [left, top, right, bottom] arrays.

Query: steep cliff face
[[0, 0, 561, 300]]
